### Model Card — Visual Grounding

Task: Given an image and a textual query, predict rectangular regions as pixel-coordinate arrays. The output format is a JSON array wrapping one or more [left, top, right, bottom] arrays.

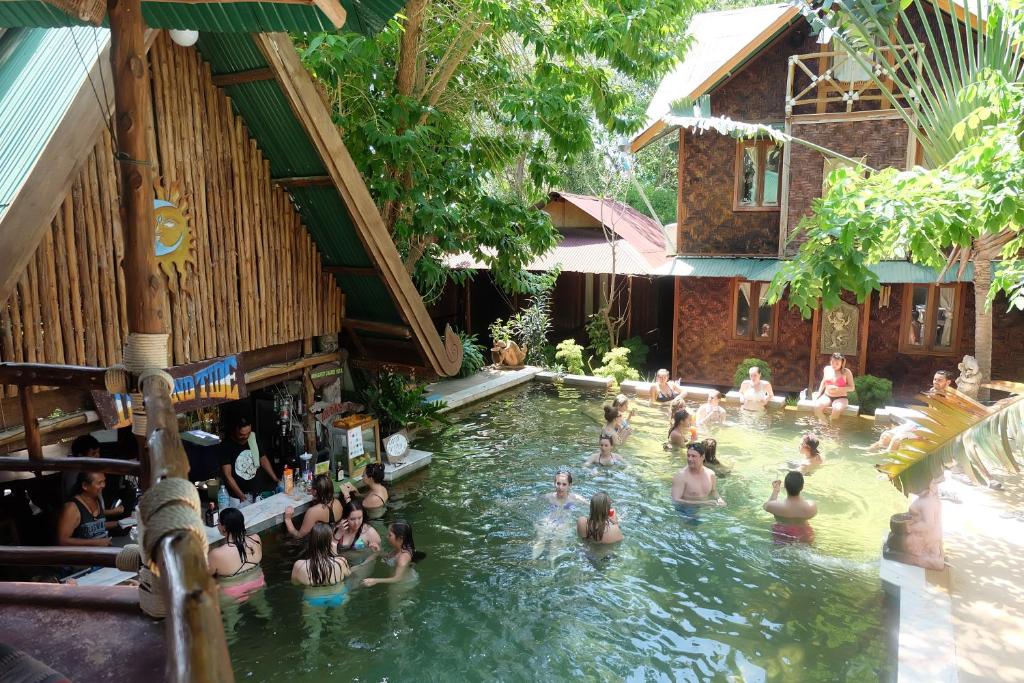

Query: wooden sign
[[309, 361, 342, 388], [92, 354, 247, 429]]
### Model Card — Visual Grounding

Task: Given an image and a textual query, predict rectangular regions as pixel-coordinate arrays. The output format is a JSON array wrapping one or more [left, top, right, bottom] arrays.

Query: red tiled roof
[[547, 192, 670, 269]]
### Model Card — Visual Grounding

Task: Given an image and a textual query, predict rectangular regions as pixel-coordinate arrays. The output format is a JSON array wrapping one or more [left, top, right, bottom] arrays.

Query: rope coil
[[116, 543, 143, 573], [104, 365, 129, 394], [137, 567, 166, 618], [137, 478, 208, 566], [121, 332, 170, 374]]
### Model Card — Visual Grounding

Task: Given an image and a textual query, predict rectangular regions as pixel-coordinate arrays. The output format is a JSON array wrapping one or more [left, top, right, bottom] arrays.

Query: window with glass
[[735, 138, 782, 210], [732, 279, 777, 342], [900, 283, 961, 354]]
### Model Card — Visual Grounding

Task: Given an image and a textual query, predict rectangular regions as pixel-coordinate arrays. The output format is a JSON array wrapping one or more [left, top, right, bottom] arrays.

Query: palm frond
[[876, 387, 1024, 494]]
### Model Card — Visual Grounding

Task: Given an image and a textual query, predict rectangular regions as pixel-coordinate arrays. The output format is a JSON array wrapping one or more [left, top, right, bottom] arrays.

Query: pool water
[[224, 383, 905, 681]]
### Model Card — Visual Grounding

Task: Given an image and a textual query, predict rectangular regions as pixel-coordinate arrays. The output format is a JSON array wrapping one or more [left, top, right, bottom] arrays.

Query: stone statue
[[491, 340, 528, 368], [955, 354, 981, 398], [883, 477, 944, 571]]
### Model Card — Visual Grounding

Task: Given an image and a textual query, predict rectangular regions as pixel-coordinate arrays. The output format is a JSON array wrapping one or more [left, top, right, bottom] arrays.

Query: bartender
[[219, 417, 279, 504]]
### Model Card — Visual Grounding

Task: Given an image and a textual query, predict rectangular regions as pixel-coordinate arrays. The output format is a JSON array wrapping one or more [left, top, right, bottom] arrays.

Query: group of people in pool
[[540, 390, 824, 554], [206, 462, 423, 607]]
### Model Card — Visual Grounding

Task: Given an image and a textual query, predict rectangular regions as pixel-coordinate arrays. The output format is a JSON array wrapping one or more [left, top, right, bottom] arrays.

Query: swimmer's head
[[554, 471, 573, 492], [599, 434, 613, 453], [656, 369, 669, 381], [364, 462, 386, 484], [702, 438, 718, 464], [830, 352, 846, 371], [671, 409, 690, 430], [589, 491, 612, 519], [933, 370, 951, 393], [613, 394, 629, 410], [784, 471, 805, 496], [748, 366, 761, 380], [707, 391, 720, 404], [800, 434, 820, 458], [686, 441, 705, 468], [603, 405, 620, 423], [312, 473, 334, 505]]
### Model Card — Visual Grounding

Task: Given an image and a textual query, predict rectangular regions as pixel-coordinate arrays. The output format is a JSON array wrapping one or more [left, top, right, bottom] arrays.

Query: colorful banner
[[91, 355, 246, 429]]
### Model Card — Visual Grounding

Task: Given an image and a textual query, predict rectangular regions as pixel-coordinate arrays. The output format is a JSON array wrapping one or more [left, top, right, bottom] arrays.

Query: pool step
[[383, 449, 432, 482]]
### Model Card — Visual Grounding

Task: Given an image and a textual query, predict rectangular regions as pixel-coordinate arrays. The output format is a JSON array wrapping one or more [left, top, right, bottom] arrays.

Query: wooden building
[[0, 0, 459, 678], [632, 2, 1024, 396], [435, 191, 675, 369]]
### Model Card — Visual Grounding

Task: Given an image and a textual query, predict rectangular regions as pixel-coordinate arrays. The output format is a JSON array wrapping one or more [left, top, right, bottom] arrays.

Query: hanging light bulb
[[169, 29, 199, 47]]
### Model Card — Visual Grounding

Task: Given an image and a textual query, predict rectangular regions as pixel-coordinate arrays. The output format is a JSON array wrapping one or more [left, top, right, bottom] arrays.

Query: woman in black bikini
[[284, 474, 344, 538], [360, 463, 389, 518], [208, 508, 265, 597]]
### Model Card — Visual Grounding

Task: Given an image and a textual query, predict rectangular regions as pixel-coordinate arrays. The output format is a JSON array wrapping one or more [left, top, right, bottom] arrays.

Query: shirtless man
[[671, 442, 724, 507], [739, 366, 774, 411], [929, 370, 951, 396], [584, 435, 623, 467], [868, 370, 951, 452], [764, 471, 817, 543]]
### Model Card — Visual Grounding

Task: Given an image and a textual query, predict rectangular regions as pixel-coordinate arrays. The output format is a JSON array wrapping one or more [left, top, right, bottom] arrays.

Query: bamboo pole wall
[[0, 33, 344, 398]]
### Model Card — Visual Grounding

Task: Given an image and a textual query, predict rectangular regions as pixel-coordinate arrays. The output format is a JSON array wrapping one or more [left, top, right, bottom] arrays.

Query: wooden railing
[[0, 362, 234, 683], [785, 45, 919, 116]]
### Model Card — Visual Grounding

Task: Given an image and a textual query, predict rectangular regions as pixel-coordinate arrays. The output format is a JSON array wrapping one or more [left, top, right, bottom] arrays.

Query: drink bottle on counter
[[217, 485, 229, 511], [205, 502, 217, 528]]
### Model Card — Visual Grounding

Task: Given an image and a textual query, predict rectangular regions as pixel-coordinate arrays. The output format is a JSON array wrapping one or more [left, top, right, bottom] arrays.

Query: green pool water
[[224, 383, 906, 681]]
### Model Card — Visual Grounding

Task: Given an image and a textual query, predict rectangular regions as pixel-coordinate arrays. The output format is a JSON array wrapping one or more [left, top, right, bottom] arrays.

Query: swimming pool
[[224, 383, 905, 681]]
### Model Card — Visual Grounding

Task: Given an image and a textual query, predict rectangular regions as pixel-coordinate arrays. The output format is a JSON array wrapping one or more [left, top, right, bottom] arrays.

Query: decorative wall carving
[[820, 300, 859, 356]]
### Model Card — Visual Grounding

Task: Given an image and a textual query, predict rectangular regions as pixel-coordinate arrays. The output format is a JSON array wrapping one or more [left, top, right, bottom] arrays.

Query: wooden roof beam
[[211, 67, 275, 87], [344, 319, 412, 339], [272, 175, 334, 189], [324, 265, 377, 277], [0, 456, 141, 475], [0, 363, 107, 390]]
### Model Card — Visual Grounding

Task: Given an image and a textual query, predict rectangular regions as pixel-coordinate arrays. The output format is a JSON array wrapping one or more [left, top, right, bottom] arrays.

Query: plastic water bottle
[[217, 485, 229, 512]]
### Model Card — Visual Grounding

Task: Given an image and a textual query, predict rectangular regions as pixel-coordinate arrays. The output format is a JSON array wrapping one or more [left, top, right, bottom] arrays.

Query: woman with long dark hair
[[667, 409, 692, 448], [291, 522, 349, 587], [361, 520, 424, 587], [284, 474, 344, 539], [360, 463, 390, 517], [332, 499, 382, 556], [207, 508, 265, 599], [576, 492, 623, 544]]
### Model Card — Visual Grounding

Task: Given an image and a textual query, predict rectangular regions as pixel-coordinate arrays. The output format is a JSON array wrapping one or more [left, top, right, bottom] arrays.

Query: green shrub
[[361, 370, 448, 435], [592, 347, 641, 384], [488, 291, 553, 366], [554, 339, 586, 375], [733, 358, 772, 387], [457, 332, 486, 378], [852, 375, 893, 415], [621, 336, 650, 368], [585, 311, 612, 358]]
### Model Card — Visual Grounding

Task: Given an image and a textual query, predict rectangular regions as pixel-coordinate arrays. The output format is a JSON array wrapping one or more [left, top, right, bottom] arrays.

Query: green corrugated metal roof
[[661, 257, 977, 283], [0, 0, 404, 36], [197, 32, 399, 323], [0, 25, 106, 216]]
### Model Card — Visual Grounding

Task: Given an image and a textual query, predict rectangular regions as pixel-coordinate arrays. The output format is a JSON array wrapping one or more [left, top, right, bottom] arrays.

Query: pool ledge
[[426, 366, 542, 412], [880, 556, 957, 683]]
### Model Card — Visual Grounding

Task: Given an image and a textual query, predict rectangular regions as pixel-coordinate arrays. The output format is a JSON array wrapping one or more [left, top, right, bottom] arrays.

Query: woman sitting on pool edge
[[362, 521, 425, 587], [813, 352, 855, 422], [284, 474, 343, 539], [577, 492, 623, 544], [292, 522, 350, 605], [208, 507, 265, 600]]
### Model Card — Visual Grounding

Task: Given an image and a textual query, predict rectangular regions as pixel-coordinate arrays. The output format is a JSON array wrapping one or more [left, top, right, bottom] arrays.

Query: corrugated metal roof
[[655, 257, 977, 283], [548, 192, 671, 268], [0, 25, 106, 217], [0, 0, 404, 36]]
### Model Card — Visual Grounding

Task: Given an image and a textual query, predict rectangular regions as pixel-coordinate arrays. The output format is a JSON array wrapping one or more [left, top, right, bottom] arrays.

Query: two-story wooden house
[[633, 2, 1024, 396]]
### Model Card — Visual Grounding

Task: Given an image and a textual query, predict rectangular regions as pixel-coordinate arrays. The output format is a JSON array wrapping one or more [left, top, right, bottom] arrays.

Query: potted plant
[[361, 370, 448, 462]]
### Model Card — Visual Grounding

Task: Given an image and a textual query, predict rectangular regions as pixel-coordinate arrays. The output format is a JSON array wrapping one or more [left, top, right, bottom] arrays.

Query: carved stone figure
[[491, 340, 528, 368], [820, 300, 859, 356], [956, 354, 982, 398]]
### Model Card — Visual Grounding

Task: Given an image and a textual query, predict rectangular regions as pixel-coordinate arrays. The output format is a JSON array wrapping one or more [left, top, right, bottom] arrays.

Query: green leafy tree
[[766, 1, 1024, 394], [300, 0, 700, 299]]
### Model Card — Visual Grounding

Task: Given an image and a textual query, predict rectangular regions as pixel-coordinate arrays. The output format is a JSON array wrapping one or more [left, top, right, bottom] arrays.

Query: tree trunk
[[973, 257, 992, 401]]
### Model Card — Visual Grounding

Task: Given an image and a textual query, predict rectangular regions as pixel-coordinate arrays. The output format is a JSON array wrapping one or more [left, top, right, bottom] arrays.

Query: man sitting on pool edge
[[764, 471, 817, 544], [671, 441, 724, 508]]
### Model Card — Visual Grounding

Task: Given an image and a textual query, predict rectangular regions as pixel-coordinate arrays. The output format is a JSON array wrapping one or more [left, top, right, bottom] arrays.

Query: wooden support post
[[0, 456, 140, 475], [0, 545, 121, 568], [302, 338, 316, 453], [808, 304, 821, 393], [18, 387, 41, 461], [109, 0, 164, 336], [858, 296, 871, 377], [675, 128, 685, 253], [463, 281, 471, 333], [0, 363, 108, 390]]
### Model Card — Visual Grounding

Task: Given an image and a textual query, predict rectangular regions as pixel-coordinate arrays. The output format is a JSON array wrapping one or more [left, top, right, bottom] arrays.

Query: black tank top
[[72, 497, 108, 540]]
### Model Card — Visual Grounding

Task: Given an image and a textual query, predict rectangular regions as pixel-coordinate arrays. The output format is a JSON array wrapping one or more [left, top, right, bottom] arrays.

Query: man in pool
[[584, 435, 624, 467], [929, 369, 951, 396], [763, 471, 817, 543], [671, 442, 724, 508]]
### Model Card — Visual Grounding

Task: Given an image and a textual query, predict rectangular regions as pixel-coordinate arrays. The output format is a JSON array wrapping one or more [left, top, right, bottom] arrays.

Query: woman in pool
[[545, 471, 586, 510], [695, 391, 727, 428], [701, 438, 731, 477], [284, 474, 343, 539], [649, 369, 684, 404], [666, 409, 693, 449], [576, 492, 623, 544], [792, 434, 824, 474], [362, 521, 425, 587], [208, 507, 265, 600], [359, 463, 389, 518], [293, 522, 350, 606], [813, 352, 855, 422], [333, 499, 382, 557], [601, 404, 631, 445], [613, 394, 634, 428]]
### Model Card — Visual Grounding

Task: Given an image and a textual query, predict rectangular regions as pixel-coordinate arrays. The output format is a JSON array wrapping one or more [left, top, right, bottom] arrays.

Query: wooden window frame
[[828, 40, 876, 88], [729, 278, 779, 343], [898, 282, 964, 356], [733, 138, 783, 212]]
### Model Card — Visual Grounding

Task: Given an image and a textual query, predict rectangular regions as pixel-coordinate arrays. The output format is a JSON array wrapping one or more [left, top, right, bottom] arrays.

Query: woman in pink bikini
[[813, 352, 855, 422]]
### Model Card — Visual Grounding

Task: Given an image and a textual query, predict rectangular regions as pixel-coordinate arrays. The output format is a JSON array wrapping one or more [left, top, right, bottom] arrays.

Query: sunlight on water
[[225, 384, 904, 681]]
